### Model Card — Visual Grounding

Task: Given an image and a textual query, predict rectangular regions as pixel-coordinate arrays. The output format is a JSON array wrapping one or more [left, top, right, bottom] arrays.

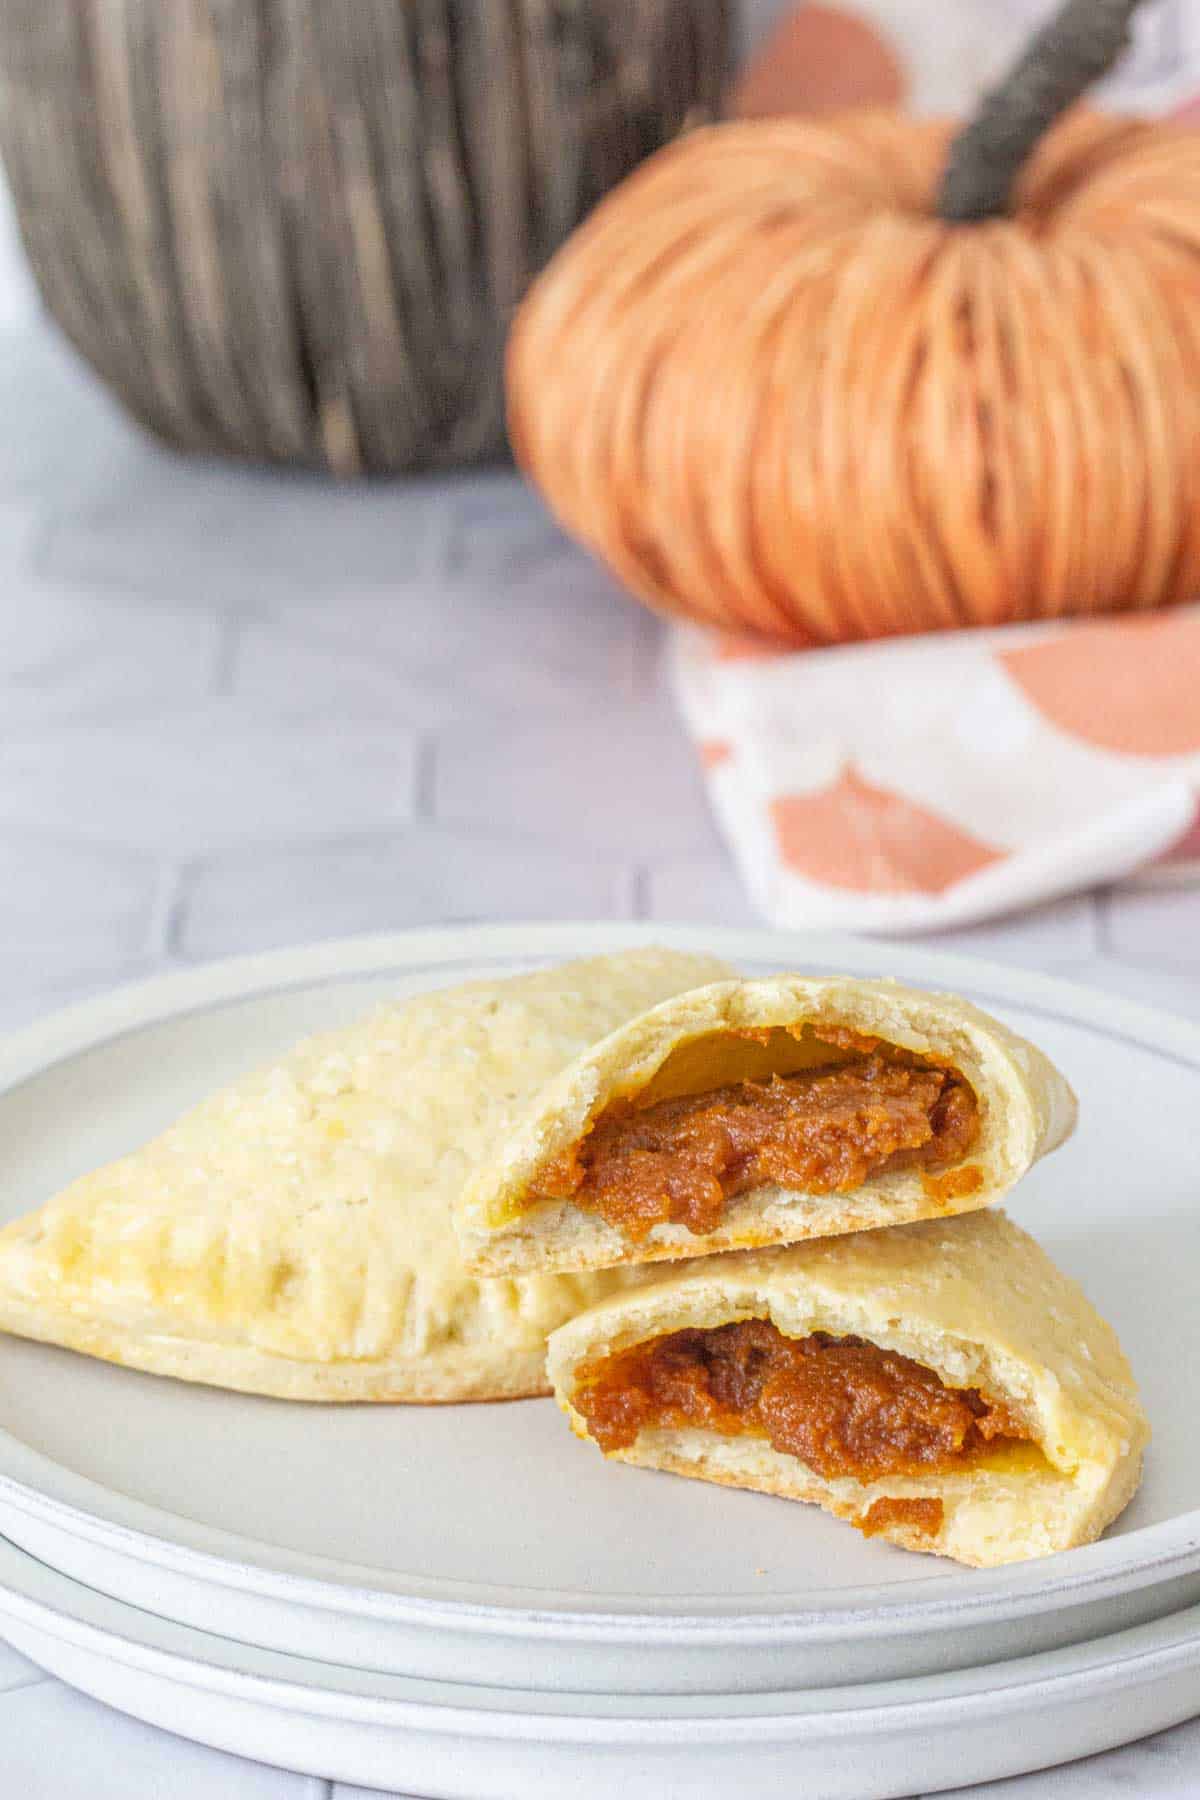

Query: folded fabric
[[672, 606, 1200, 934]]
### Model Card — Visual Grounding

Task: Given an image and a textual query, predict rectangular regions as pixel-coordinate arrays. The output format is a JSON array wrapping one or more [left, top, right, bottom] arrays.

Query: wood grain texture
[[0, 0, 731, 473]]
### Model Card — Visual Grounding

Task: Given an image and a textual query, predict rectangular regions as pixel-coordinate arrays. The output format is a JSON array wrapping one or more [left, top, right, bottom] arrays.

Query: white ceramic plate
[[0, 924, 1196, 1696], [2, 1531, 1200, 1799]]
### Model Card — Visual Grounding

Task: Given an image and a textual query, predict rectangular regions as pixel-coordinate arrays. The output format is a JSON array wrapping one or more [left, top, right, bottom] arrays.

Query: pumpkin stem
[[937, 0, 1148, 222]]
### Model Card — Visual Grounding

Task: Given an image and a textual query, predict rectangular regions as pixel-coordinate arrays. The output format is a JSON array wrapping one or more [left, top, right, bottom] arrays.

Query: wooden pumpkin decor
[[509, 0, 1200, 643], [0, 0, 731, 475]]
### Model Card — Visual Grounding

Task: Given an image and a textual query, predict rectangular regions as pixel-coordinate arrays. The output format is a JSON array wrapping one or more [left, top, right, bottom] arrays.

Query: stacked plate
[[0, 924, 1197, 1798]]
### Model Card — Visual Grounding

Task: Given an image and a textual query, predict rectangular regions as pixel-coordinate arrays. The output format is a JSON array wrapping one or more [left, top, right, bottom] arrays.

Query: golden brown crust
[[459, 975, 1076, 1275], [0, 949, 730, 1401], [548, 1211, 1147, 1566]]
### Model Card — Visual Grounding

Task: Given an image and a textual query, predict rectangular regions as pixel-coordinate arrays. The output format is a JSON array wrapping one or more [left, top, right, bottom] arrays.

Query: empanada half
[[548, 1212, 1147, 1566], [457, 975, 1076, 1275], [0, 949, 729, 1401]]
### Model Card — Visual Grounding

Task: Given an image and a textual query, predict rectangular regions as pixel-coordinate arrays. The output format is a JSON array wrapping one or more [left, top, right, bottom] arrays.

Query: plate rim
[[3, 1531, 1200, 1743], [0, 919, 1195, 1639]]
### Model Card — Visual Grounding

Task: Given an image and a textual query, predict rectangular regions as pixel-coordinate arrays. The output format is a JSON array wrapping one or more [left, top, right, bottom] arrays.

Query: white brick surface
[[0, 331, 131, 503], [0, 832, 164, 1029], [332, 1790, 416, 1800], [936, 1714, 1200, 1798], [230, 623, 474, 729], [0, 581, 223, 719], [0, 1641, 41, 1692], [642, 853, 762, 927], [42, 456, 447, 607], [179, 831, 633, 957], [0, 495, 39, 568], [1100, 887, 1200, 968], [434, 705, 724, 858], [0, 711, 418, 853], [253, 562, 644, 716], [0, 1680, 315, 1799], [0, 954, 167, 1034], [1045, 951, 1200, 1022], [0, 180, 35, 332], [0, 835, 157, 962], [906, 896, 1102, 967]]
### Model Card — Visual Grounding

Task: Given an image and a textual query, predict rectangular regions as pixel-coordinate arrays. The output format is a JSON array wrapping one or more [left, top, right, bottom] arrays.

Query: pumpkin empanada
[[456, 975, 1076, 1275], [0, 949, 729, 1401], [548, 1212, 1147, 1566]]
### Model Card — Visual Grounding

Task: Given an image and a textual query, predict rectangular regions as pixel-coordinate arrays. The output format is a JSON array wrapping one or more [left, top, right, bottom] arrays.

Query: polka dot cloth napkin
[[672, 607, 1200, 934]]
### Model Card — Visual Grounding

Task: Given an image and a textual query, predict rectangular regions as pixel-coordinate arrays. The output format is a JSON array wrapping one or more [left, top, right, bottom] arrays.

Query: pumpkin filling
[[532, 1038, 980, 1241], [573, 1320, 1029, 1495]]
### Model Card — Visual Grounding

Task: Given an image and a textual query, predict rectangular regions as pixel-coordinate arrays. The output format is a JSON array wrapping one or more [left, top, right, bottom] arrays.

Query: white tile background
[[0, 5, 1198, 1794]]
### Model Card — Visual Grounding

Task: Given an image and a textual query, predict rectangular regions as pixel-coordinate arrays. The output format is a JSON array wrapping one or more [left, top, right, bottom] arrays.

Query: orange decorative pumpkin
[[508, 1, 1200, 644]]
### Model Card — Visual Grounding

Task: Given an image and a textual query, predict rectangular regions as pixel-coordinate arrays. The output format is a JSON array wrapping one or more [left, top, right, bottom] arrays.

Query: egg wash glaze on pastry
[[0, 949, 729, 1402], [458, 975, 1076, 1276], [548, 1211, 1148, 1567]]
